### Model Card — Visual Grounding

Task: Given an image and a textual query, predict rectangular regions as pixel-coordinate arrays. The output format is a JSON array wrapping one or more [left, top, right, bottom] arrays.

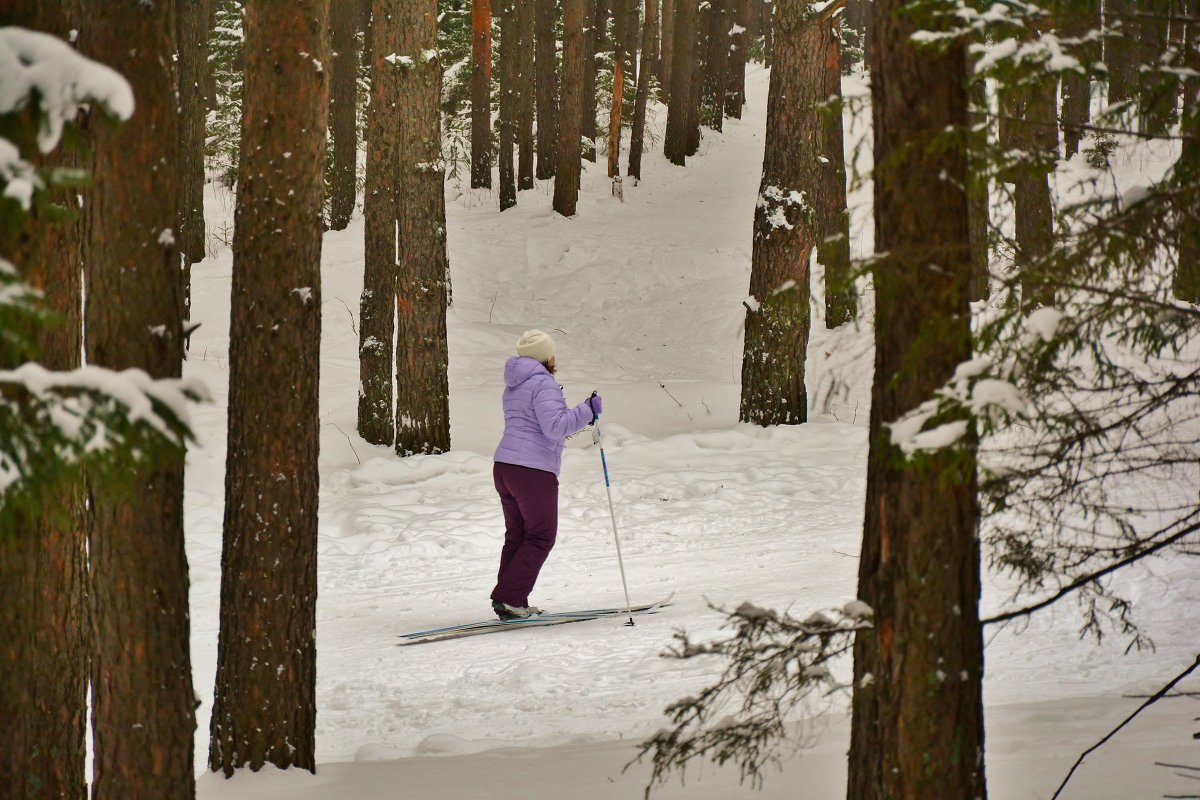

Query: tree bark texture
[[740, 1, 840, 425], [842, 0, 869, 70], [725, 0, 751, 117], [687, 2, 705, 153], [82, 2, 195, 797], [818, 19, 853, 328], [967, 71, 990, 302], [1175, 0, 1200, 302], [846, 0, 986, 797], [209, 0, 328, 777], [515, 0, 536, 189], [1059, 2, 1098, 158], [0, 11, 88, 798], [555, 0, 586, 214], [394, 0, 452, 455], [663, 0, 696, 163], [1137, 1, 1171, 133], [701, 0, 729, 130], [1104, 0, 1136, 105], [177, 0, 211, 321], [359, 0, 401, 445], [472, 0, 494, 187], [661, 0, 675, 93], [608, 51, 626, 176], [329, 0, 364, 230], [582, 0, 603, 161], [536, 0, 559, 178], [628, 0, 660, 179], [498, 0, 518, 209]]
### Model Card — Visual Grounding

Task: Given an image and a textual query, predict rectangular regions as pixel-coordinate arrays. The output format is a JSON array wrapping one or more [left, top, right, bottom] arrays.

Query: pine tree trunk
[[1059, 2, 1098, 158], [209, 0, 328, 776], [0, 6, 89, 795], [608, 54, 626, 176], [555, 0, 586, 214], [628, 0, 659, 179], [762, 0, 773, 63], [701, 0, 729, 131], [843, 0, 869, 70], [663, 0, 696, 163], [83, 2, 195, 797], [499, 0, 518, 209], [536, 0, 559, 178], [1175, 0, 1200, 302], [725, 0, 751, 117], [740, 2, 839, 425], [847, 0, 985, 796], [968, 71, 991, 302], [1137, 3, 1171, 134], [661, 0, 674, 92], [819, 20, 853, 328], [359, 0, 401, 445], [472, 0, 494, 187], [395, 0, 452, 455], [687, 0, 705, 153], [177, 0, 210, 323], [516, 0, 536, 189], [582, 0, 603, 161], [1104, 0, 1136, 105], [329, 0, 364, 230]]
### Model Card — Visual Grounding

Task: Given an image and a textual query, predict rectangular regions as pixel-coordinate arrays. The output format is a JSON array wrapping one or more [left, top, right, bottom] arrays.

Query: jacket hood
[[504, 356, 547, 388]]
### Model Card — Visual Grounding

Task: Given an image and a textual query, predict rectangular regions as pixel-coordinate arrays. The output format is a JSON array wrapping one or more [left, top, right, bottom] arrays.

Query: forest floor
[[188, 67, 1200, 798]]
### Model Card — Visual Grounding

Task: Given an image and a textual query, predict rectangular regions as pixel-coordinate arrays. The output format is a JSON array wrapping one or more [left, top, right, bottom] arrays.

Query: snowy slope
[[187, 67, 1200, 799]]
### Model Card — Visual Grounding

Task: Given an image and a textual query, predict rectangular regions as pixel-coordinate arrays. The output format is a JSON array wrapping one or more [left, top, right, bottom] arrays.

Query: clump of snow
[[1024, 306, 1063, 343], [841, 600, 873, 619]]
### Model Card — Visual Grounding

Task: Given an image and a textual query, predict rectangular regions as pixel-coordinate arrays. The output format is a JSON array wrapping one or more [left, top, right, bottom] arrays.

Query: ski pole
[[591, 392, 635, 626]]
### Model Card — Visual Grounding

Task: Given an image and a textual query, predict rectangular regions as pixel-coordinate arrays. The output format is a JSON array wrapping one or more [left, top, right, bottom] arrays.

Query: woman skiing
[[490, 330, 602, 620]]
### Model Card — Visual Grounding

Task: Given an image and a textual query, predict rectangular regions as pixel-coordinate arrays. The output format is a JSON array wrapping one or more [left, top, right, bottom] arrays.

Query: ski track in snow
[[187, 68, 1200, 797]]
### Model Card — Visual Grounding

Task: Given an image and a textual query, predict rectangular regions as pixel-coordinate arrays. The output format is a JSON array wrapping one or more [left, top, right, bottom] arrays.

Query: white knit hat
[[516, 329, 555, 363]]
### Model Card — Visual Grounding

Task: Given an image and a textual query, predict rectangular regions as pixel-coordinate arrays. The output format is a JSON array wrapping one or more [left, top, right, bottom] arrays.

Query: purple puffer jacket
[[494, 356, 593, 476]]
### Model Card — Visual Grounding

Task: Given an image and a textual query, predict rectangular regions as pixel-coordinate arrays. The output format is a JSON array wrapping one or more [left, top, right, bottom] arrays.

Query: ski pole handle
[[589, 390, 599, 425]]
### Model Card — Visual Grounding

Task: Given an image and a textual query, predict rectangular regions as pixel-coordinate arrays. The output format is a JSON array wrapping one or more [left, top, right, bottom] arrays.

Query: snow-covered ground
[[186, 67, 1200, 798]]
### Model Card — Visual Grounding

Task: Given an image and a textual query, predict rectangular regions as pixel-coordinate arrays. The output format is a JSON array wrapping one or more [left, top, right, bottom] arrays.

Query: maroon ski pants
[[490, 461, 559, 608]]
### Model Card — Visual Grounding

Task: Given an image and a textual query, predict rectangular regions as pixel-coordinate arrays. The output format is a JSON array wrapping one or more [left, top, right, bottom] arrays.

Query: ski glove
[[588, 393, 603, 419]]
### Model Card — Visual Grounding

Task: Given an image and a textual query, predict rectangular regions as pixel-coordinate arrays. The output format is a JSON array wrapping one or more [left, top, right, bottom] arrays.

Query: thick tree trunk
[[701, 0, 729, 131], [472, 0, 494, 187], [663, 0, 696, 164], [329, 0, 364, 230], [725, 0, 751, 117], [608, 55, 626, 177], [395, 0, 452, 455], [1059, 2, 1098, 158], [359, 0, 401, 445], [1175, 1, 1200, 301], [177, 0, 211, 321], [83, 3, 195, 797], [847, 0, 985, 797], [555, 0, 586, 214], [740, 2, 840, 424], [628, 0, 659, 179], [498, 0, 518, 209], [209, 0, 328, 777], [762, 0, 773, 63], [0, 6, 89, 794], [819, 20, 853, 328], [1137, 2, 1171, 134], [968, 72, 991, 301], [687, 2, 705, 153], [536, 0, 559, 178], [516, 0, 536, 189], [582, 0, 603, 161], [660, 0, 674, 92], [1104, 0, 1136, 105]]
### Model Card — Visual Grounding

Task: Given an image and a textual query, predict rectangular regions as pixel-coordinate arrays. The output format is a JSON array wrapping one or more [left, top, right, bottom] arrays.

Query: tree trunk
[[536, 0, 559, 178], [725, 0, 751, 117], [516, 0, 536, 189], [0, 7, 89, 797], [661, 0, 674, 93], [177, 0, 211, 323], [329, 0, 364, 230], [582, 0, 603, 161], [687, 1, 705, 153], [394, 0, 452, 455], [1104, 0, 1136, 106], [1059, 2, 1098, 158], [740, 1, 839, 425], [499, 0, 518, 209], [83, 2, 195, 797], [762, 0, 773, 63], [819, 20, 853, 328], [663, 0, 696, 163], [842, 0, 869, 70], [1175, 0, 1200, 302], [628, 0, 660, 179], [359, 0, 401, 446], [847, 0, 985, 797], [1137, 1, 1171, 134], [701, 0, 729, 131], [472, 0, 494, 187], [209, 0, 328, 776], [608, 55, 626, 177], [967, 71, 990, 302], [555, 0, 586, 214]]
